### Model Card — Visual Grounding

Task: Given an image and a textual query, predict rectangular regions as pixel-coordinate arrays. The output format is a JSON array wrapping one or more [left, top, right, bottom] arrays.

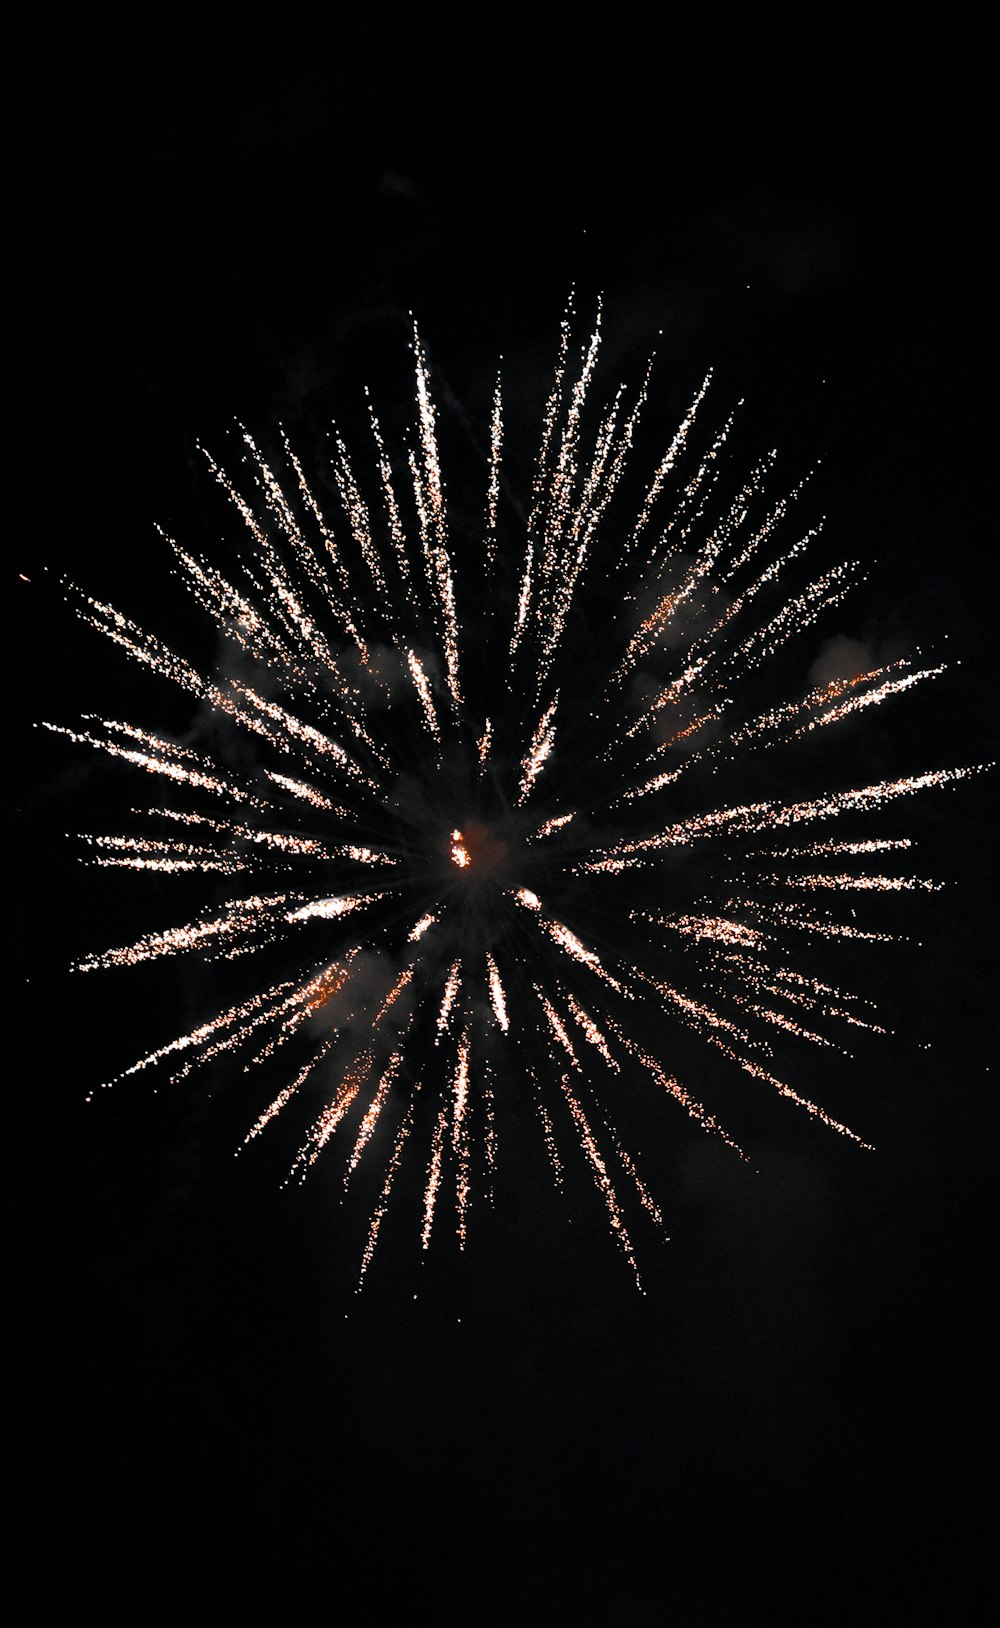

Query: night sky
[[16, 52, 996, 1622]]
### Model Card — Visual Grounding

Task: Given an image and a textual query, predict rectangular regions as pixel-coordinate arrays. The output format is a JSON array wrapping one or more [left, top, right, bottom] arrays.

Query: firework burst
[[44, 305, 986, 1288]]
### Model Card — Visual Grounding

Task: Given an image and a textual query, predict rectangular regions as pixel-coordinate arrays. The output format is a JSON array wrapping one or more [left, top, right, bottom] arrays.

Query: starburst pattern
[[44, 306, 986, 1288]]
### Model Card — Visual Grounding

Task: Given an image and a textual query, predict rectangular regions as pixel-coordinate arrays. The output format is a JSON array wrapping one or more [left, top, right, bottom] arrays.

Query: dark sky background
[[16, 51, 996, 1622]]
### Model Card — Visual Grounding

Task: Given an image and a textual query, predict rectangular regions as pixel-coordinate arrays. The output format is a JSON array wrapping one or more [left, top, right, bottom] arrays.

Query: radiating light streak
[[484, 375, 503, 575], [364, 391, 414, 597], [536, 1095, 564, 1188], [765, 871, 941, 892], [412, 327, 462, 706], [487, 954, 509, 1031], [635, 911, 765, 949], [538, 988, 580, 1066], [421, 1104, 449, 1248], [563, 991, 619, 1071], [483, 1077, 498, 1204], [531, 812, 574, 840], [739, 899, 899, 942], [290, 1050, 374, 1180], [141, 810, 335, 856], [79, 833, 248, 874], [603, 1019, 748, 1157], [452, 1029, 472, 1245], [797, 664, 946, 734], [243, 1040, 335, 1145], [358, 1093, 418, 1286], [407, 648, 441, 741], [286, 894, 380, 923], [759, 838, 914, 858], [713, 1044, 871, 1147], [371, 969, 413, 1028], [558, 1072, 641, 1289], [539, 918, 623, 992], [42, 719, 263, 807], [408, 914, 437, 943], [517, 693, 559, 805], [76, 894, 291, 971], [93, 977, 300, 1096], [578, 766, 987, 872], [627, 371, 713, 557], [266, 771, 345, 811], [346, 1051, 403, 1177], [436, 961, 461, 1038]]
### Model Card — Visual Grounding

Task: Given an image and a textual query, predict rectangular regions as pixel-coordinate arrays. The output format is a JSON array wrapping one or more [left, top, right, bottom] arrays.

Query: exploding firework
[[44, 304, 985, 1288]]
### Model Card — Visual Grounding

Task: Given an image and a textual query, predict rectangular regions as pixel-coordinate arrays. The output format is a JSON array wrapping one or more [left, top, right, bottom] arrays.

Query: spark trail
[[46, 307, 986, 1288]]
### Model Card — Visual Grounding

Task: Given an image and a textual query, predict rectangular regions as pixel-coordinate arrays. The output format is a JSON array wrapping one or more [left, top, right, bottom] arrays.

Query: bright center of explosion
[[449, 822, 510, 874]]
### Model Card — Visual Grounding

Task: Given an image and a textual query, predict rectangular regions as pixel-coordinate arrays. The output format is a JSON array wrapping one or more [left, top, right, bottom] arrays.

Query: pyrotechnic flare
[[44, 305, 987, 1288]]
